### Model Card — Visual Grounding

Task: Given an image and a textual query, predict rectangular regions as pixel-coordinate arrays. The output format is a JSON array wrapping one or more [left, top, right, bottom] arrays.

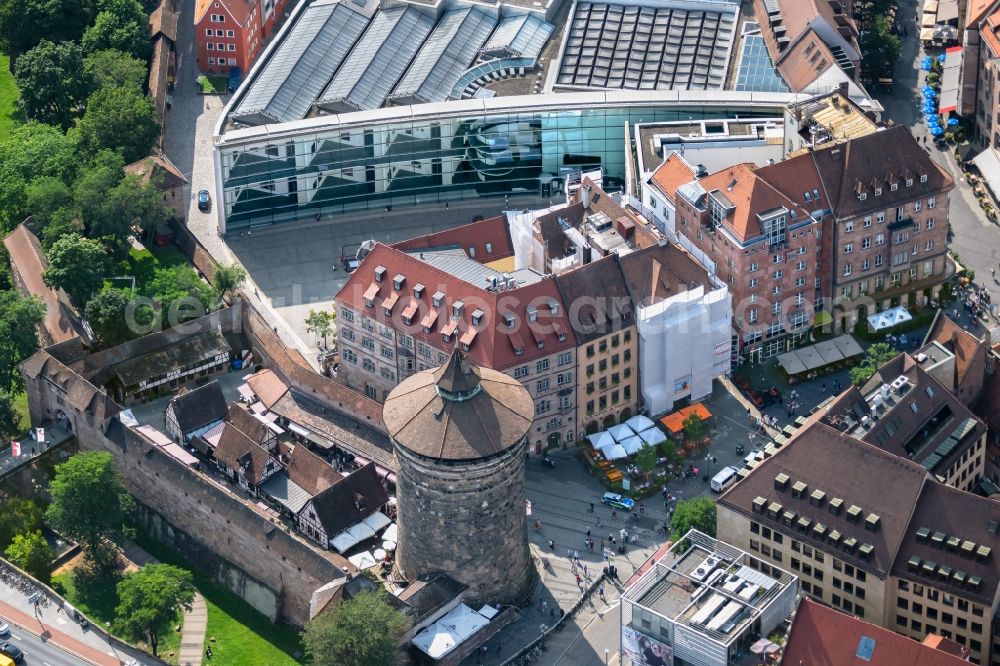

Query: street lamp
[[605, 648, 610, 664], [704, 454, 716, 482]]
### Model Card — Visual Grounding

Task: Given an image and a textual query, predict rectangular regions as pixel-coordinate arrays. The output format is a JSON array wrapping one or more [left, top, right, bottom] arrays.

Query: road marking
[[10, 633, 21, 641]]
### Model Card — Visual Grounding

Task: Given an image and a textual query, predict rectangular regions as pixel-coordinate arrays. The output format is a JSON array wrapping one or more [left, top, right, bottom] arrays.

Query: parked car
[[601, 492, 635, 511], [197, 189, 211, 212], [0, 624, 8, 636], [0, 641, 23, 663]]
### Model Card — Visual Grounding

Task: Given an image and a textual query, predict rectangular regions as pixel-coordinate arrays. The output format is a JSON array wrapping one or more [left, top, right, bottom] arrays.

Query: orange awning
[[381, 292, 399, 312], [659, 402, 713, 433], [420, 310, 438, 330], [401, 300, 419, 320], [441, 320, 458, 337], [363, 283, 379, 302]]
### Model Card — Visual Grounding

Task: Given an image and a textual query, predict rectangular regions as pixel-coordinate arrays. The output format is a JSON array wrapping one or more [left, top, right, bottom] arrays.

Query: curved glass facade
[[216, 95, 796, 231]]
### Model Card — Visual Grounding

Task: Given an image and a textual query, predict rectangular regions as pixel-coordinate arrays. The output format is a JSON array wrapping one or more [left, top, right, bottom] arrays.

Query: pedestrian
[[584, 564, 589, 577], [575, 573, 582, 584], [639, 503, 645, 513], [550, 607, 556, 620], [206, 646, 213, 659], [586, 528, 592, 538], [611, 509, 617, 518], [589, 502, 595, 513], [548, 539, 555, 550], [599, 583, 606, 600]]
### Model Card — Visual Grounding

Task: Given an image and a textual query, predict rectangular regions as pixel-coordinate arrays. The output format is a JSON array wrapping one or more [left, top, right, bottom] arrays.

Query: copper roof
[[783, 598, 971, 666], [382, 351, 533, 460]]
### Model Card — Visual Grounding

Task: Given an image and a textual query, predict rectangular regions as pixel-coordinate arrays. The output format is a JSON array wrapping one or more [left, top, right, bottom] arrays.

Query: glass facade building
[[214, 92, 801, 231]]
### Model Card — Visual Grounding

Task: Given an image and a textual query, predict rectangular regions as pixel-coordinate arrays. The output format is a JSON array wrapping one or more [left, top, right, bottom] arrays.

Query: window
[[215, 29, 223, 36], [877, 212, 885, 224], [843, 263, 852, 277], [217, 43, 225, 51], [845, 221, 854, 232], [875, 254, 883, 267], [774, 270, 783, 279], [864, 216, 872, 227], [205, 28, 213, 35], [862, 258, 870, 271], [207, 56, 215, 64], [928, 197, 936, 208], [891, 183, 899, 192], [207, 43, 214, 50], [862, 237, 871, 249], [876, 233, 885, 245], [514, 366, 528, 379], [749, 278, 759, 287], [228, 44, 236, 51], [925, 239, 933, 252], [914, 200, 922, 212], [926, 218, 935, 230], [227, 29, 235, 37], [536, 379, 550, 392], [844, 243, 853, 254]]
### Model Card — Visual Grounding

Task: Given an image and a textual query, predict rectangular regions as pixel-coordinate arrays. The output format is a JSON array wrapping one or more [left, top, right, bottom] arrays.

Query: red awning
[[420, 310, 438, 329], [381, 292, 399, 312]]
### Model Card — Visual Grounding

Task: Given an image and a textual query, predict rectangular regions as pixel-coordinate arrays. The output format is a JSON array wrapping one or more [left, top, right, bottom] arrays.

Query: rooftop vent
[[891, 375, 911, 394], [915, 353, 928, 363], [774, 473, 790, 491]]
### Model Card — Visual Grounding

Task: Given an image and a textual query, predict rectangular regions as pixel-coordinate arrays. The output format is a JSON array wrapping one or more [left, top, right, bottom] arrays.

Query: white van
[[710, 466, 740, 493]]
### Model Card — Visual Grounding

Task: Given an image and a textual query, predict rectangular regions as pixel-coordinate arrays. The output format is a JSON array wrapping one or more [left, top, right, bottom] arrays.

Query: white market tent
[[587, 431, 616, 448], [348, 551, 378, 570], [620, 435, 644, 456], [867, 305, 912, 331], [329, 522, 378, 553], [600, 443, 629, 460], [362, 511, 392, 532], [412, 604, 492, 660], [776, 334, 865, 376], [639, 427, 668, 446], [607, 423, 636, 442], [382, 522, 398, 544], [625, 415, 656, 432]]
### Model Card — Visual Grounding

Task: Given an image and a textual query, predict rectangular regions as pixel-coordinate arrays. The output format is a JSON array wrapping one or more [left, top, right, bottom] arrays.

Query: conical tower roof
[[383, 350, 534, 460]]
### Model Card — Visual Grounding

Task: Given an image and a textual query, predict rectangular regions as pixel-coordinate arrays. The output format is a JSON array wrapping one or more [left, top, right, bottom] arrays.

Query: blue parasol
[[947, 118, 960, 126], [931, 127, 945, 136]]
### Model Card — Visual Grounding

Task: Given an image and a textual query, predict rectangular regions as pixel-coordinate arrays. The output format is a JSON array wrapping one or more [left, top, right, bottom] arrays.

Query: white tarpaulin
[[330, 532, 359, 553], [620, 435, 645, 456], [348, 551, 378, 570], [587, 431, 615, 448], [362, 511, 392, 533], [625, 415, 656, 432], [867, 306, 912, 331], [382, 522, 398, 543], [600, 443, 629, 460], [639, 427, 668, 446], [607, 423, 636, 442], [412, 604, 491, 660]]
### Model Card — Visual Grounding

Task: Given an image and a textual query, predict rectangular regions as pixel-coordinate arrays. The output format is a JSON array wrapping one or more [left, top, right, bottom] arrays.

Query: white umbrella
[[383, 523, 398, 543], [625, 415, 655, 432], [373, 548, 387, 560], [639, 428, 667, 445], [607, 423, 636, 442], [587, 431, 615, 448], [620, 435, 644, 456], [387, 497, 398, 507], [600, 443, 629, 460], [382, 540, 396, 551]]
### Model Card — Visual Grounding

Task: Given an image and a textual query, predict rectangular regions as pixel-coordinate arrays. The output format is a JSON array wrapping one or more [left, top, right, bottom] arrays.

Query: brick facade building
[[195, 0, 289, 75]]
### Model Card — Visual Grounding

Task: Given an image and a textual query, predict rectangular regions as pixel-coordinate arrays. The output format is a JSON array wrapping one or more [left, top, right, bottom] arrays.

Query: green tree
[[303, 589, 409, 666], [670, 496, 717, 543], [5, 530, 54, 583], [43, 234, 111, 308], [108, 173, 173, 247], [79, 86, 158, 164], [0, 291, 45, 392], [84, 288, 136, 348], [682, 413, 705, 444], [850, 342, 900, 387], [26, 176, 78, 246], [634, 443, 657, 478], [0, 0, 97, 56], [0, 496, 43, 548], [0, 122, 79, 230], [115, 564, 195, 656], [81, 0, 150, 61], [212, 264, 247, 304], [305, 309, 336, 346], [147, 265, 217, 323], [14, 40, 88, 129], [859, 16, 901, 81], [46, 451, 133, 571], [84, 48, 147, 92], [657, 439, 680, 464], [74, 149, 127, 242], [0, 391, 19, 438]]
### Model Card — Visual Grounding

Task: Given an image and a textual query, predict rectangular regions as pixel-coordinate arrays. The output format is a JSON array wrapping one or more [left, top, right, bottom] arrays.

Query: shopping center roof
[[480, 14, 554, 60]]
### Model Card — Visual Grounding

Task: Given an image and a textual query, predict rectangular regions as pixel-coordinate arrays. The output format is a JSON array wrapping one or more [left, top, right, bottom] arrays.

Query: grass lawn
[[197, 75, 229, 94], [52, 567, 183, 663], [0, 53, 20, 140], [134, 533, 303, 666], [126, 245, 192, 295]]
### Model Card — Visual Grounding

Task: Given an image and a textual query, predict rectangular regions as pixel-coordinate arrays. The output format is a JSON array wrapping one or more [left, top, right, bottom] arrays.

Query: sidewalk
[[0, 599, 125, 666]]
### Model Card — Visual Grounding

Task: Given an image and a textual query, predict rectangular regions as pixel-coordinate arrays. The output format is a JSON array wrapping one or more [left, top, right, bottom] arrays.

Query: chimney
[[837, 81, 849, 98], [582, 183, 592, 209]]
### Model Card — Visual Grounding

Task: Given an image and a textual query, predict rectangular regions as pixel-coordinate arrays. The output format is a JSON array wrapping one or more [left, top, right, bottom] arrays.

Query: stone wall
[[394, 439, 534, 606]]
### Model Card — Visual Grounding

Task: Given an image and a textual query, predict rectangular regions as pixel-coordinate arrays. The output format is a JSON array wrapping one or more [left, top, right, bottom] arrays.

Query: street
[[1, 620, 94, 666]]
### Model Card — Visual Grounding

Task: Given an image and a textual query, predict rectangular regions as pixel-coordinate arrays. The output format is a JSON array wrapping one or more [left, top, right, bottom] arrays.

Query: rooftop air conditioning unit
[[891, 375, 911, 394], [915, 353, 928, 363]]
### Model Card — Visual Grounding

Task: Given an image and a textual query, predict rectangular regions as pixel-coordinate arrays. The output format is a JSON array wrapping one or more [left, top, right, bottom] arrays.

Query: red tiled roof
[[783, 599, 971, 666], [337, 243, 575, 371], [245, 369, 290, 409], [195, 0, 250, 25], [776, 30, 837, 92], [3, 224, 79, 344], [924, 311, 987, 401], [392, 215, 514, 262], [649, 152, 695, 200]]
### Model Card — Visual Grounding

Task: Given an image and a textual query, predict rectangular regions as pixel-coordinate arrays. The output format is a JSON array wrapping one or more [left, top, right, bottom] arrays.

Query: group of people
[[963, 281, 992, 320]]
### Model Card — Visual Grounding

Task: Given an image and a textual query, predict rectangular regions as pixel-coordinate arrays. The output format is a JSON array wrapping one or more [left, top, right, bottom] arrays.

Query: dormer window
[[920, 174, 928, 183], [413, 283, 425, 298], [527, 305, 538, 322], [452, 301, 464, 318], [514, 345, 524, 356], [906, 178, 913, 187], [549, 299, 560, 315], [558, 332, 567, 342], [859, 192, 867, 201], [472, 309, 484, 326], [874, 188, 882, 196], [374, 266, 386, 282], [891, 183, 898, 191], [393, 274, 405, 290], [506, 313, 517, 328], [432, 291, 444, 307]]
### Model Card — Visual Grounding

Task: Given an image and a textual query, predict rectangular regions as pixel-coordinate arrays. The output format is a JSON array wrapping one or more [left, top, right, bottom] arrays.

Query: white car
[[0, 623, 8, 636]]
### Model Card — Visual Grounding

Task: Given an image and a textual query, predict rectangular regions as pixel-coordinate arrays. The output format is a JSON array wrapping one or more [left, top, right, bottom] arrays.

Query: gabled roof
[[301, 462, 389, 536], [167, 381, 227, 434], [923, 311, 988, 402], [3, 224, 80, 345], [148, 4, 179, 42], [246, 368, 290, 409], [775, 29, 838, 92], [215, 420, 274, 485], [225, 402, 270, 446], [392, 215, 514, 261], [783, 598, 971, 666], [284, 443, 342, 496], [195, 0, 250, 26], [649, 152, 696, 200], [719, 422, 928, 577], [694, 163, 802, 242], [617, 242, 711, 305], [125, 153, 187, 191], [554, 254, 633, 345]]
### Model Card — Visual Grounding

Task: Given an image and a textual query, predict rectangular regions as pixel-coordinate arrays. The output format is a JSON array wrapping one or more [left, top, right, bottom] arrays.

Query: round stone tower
[[383, 351, 535, 605]]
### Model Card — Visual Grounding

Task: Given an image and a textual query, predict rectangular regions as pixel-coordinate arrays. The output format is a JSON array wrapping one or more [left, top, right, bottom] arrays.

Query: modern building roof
[[302, 462, 389, 536], [389, 6, 496, 105], [555, 0, 737, 91], [480, 14, 554, 60], [3, 224, 80, 345], [733, 32, 789, 93], [782, 598, 972, 666], [891, 481, 1000, 605], [718, 422, 929, 577], [786, 91, 881, 157], [315, 7, 434, 113], [554, 255, 633, 345], [383, 351, 534, 460], [810, 125, 954, 219], [167, 381, 227, 435], [231, 0, 376, 125]]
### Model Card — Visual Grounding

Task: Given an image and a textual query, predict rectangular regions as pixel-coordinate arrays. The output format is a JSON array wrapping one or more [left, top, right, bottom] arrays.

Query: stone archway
[[619, 407, 633, 423], [586, 421, 599, 435]]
